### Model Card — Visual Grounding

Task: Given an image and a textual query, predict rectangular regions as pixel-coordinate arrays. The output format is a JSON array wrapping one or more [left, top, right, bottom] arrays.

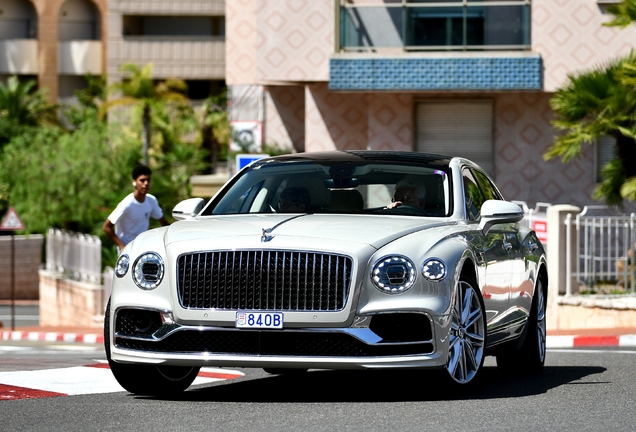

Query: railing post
[[566, 213, 572, 297]]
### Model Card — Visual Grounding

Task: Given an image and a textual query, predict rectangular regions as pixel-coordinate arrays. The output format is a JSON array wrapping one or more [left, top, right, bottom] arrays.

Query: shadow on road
[[156, 365, 607, 402]]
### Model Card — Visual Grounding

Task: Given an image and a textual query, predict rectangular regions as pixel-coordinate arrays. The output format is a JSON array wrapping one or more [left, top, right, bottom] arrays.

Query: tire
[[445, 274, 486, 385], [263, 368, 308, 375], [104, 299, 200, 396], [496, 279, 547, 373]]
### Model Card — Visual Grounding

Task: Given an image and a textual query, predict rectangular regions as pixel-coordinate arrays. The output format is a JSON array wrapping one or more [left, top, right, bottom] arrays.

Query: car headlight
[[115, 254, 130, 278], [371, 255, 416, 294], [132, 252, 164, 290], [422, 258, 447, 282]]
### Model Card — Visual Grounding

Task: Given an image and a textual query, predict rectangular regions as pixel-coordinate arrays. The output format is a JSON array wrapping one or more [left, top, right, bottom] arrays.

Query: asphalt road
[[1, 342, 635, 432], [0, 304, 39, 328]]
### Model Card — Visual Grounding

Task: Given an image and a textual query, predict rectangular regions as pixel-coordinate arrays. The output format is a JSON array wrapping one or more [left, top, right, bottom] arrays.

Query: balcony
[[58, 41, 103, 75], [338, 0, 531, 52], [332, 0, 539, 91], [114, 38, 225, 79], [0, 39, 38, 74]]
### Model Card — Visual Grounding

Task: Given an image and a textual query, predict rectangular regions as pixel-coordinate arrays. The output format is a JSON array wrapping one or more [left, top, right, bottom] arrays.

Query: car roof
[[252, 150, 453, 169]]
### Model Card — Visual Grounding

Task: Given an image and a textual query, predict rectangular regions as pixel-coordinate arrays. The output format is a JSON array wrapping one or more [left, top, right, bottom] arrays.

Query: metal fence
[[565, 206, 636, 294], [514, 201, 550, 247], [45, 228, 102, 283]]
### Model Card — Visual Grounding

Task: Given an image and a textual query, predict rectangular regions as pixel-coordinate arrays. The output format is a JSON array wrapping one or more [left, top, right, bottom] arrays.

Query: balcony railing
[[338, 0, 531, 52], [58, 40, 103, 75], [0, 39, 38, 74]]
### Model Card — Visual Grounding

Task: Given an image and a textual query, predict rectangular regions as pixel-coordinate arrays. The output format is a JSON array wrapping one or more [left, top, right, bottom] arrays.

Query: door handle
[[502, 241, 512, 252]]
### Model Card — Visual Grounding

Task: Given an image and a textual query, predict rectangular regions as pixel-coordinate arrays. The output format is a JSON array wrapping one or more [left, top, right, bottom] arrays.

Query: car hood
[[163, 214, 453, 250]]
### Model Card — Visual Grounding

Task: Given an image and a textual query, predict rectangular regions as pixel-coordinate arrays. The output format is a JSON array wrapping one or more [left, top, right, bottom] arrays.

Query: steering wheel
[[375, 205, 428, 216]]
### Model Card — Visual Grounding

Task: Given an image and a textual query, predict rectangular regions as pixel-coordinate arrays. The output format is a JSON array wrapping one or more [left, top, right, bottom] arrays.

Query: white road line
[[548, 348, 636, 354], [0, 365, 244, 396]]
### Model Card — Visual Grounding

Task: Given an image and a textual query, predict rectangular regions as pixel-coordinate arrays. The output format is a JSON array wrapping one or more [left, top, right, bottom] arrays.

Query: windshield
[[202, 161, 451, 217]]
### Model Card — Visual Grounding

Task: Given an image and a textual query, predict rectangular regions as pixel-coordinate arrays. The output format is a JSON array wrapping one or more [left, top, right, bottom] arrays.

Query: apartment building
[[225, 0, 636, 210], [0, 0, 225, 105], [0, 0, 106, 104]]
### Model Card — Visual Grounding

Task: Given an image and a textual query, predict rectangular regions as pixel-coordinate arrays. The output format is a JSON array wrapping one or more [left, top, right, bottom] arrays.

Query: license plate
[[236, 311, 283, 329]]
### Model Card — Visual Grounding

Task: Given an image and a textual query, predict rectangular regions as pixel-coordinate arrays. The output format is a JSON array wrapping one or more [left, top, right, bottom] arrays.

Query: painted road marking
[[0, 363, 243, 400]]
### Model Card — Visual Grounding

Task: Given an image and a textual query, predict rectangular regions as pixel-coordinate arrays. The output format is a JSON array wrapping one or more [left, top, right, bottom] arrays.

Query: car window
[[462, 168, 484, 222], [203, 161, 451, 217], [472, 169, 504, 201]]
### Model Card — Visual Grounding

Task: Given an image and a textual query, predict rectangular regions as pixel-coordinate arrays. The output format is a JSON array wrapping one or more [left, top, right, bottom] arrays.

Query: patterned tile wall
[[305, 84, 368, 152], [226, 0, 257, 84], [265, 86, 305, 152], [367, 93, 413, 152], [533, 0, 636, 92], [256, 0, 333, 82], [493, 93, 591, 207], [330, 57, 542, 91]]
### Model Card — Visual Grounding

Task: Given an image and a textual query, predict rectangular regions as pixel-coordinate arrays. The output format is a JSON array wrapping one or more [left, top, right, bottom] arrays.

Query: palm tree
[[0, 76, 57, 125], [544, 54, 636, 206], [200, 92, 230, 174], [604, 0, 636, 29], [100, 63, 193, 165]]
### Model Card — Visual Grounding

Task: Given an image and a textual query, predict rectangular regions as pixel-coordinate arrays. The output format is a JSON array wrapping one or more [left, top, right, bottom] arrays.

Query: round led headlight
[[115, 254, 130, 278], [371, 255, 416, 294], [132, 252, 164, 290], [422, 258, 447, 282]]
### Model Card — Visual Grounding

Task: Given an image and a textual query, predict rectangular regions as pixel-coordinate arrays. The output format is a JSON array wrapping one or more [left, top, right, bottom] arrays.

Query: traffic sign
[[0, 207, 25, 231]]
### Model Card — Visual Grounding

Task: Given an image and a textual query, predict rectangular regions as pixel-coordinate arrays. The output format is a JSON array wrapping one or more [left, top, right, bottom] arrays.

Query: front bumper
[[109, 307, 450, 370]]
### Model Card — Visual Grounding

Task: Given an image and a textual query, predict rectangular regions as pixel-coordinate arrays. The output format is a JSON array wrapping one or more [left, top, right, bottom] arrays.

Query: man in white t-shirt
[[103, 165, 169, 251]]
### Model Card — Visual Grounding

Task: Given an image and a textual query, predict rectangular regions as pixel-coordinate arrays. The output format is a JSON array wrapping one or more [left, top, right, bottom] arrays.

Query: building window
[[123, 16, 225, 38], [597, 136, 616, 183], [339, 0, 530, 52]]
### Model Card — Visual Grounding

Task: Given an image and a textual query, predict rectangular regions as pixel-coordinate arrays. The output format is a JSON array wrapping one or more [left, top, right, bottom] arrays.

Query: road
[[0, 303, 39, 328], [1, 340, 635, 431]]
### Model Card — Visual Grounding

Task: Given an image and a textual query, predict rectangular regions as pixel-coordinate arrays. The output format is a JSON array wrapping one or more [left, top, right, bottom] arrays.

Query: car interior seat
[[326, 189, 364, 212], [420, 175, 445, 216]]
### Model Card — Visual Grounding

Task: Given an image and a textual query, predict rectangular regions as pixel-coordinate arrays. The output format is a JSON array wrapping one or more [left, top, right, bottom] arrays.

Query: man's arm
[[158, 216, 170, 226], [103, 219, 126, 251]]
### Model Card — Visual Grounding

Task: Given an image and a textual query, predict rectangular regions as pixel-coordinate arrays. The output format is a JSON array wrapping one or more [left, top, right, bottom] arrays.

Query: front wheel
[[496, 278, 546, 373], [445, 275, 486, 385], [104, 300, 200, 396]]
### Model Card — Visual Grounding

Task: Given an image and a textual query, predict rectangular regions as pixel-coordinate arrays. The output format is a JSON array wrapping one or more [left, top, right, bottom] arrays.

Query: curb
[[3, 330, 636, 348], [546, 334, 636, 348], [0, 330, 104, 344]]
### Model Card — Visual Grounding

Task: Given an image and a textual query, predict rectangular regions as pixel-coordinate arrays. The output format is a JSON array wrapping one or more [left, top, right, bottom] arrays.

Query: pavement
[[2, 323, 636, 349]]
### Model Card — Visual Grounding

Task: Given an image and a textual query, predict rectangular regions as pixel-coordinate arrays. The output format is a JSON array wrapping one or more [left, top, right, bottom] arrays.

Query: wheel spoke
[[446, 279, 485, 384]]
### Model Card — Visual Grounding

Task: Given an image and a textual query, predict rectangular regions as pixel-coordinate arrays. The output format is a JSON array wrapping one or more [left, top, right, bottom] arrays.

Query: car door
[[462, 168, 512, 332], [472, 169, 527, 337]]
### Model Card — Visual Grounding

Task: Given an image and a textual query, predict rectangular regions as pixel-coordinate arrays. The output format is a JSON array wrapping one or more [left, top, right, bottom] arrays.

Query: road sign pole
[[1, 207, 26, 331], [11, 233, 15, 330]]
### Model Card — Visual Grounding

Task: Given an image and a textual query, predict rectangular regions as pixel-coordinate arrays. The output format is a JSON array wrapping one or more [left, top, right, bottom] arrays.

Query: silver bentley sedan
[[105, 151, 548, 395]]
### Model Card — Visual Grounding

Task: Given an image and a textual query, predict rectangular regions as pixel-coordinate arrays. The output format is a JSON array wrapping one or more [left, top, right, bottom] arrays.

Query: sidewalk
[[2, 324, 636, 348]]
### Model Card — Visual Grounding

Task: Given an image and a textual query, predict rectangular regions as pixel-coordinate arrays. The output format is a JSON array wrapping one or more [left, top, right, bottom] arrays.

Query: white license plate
[[236, 311, 283, 329]]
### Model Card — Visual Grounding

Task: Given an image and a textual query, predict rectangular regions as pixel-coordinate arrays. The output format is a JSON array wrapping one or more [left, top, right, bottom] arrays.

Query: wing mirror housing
[[172, 198, 204, 221], [478, 200, 524, 235]]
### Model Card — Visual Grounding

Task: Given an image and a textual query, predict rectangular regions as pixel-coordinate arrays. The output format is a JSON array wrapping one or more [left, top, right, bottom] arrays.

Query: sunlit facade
[[226, 0, 636, 209]]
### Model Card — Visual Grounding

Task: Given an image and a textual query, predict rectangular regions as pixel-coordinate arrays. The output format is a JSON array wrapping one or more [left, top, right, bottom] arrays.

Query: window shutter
[[416, 101, 494, 176]]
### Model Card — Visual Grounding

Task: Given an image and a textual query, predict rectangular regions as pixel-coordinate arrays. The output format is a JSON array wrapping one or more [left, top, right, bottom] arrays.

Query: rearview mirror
[[172, 198, 204, 221], [478, 200, 524, 235]]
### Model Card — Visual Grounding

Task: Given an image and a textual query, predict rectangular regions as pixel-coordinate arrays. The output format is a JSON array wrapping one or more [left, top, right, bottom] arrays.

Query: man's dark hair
[[280, 187, 311, 206], [132, 165, 152, 180]]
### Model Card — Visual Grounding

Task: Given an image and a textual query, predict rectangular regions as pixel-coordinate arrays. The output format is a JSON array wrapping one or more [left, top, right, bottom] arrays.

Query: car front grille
[[114, 329, 434, 357], [177, 250, 353, 311]]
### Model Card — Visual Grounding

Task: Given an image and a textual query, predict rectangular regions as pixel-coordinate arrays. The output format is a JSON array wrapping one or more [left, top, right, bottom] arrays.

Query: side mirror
[[478, 200, 524, 235], [172, 198, 204, 221]]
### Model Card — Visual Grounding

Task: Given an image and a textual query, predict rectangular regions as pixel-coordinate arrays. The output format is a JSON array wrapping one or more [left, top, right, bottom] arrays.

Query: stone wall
[[39, 270, 106, 327], [0, 235, 44, 300]]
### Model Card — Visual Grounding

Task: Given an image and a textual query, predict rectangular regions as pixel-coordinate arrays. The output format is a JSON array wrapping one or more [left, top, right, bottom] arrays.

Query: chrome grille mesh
[[177, 251, 352, 311]]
